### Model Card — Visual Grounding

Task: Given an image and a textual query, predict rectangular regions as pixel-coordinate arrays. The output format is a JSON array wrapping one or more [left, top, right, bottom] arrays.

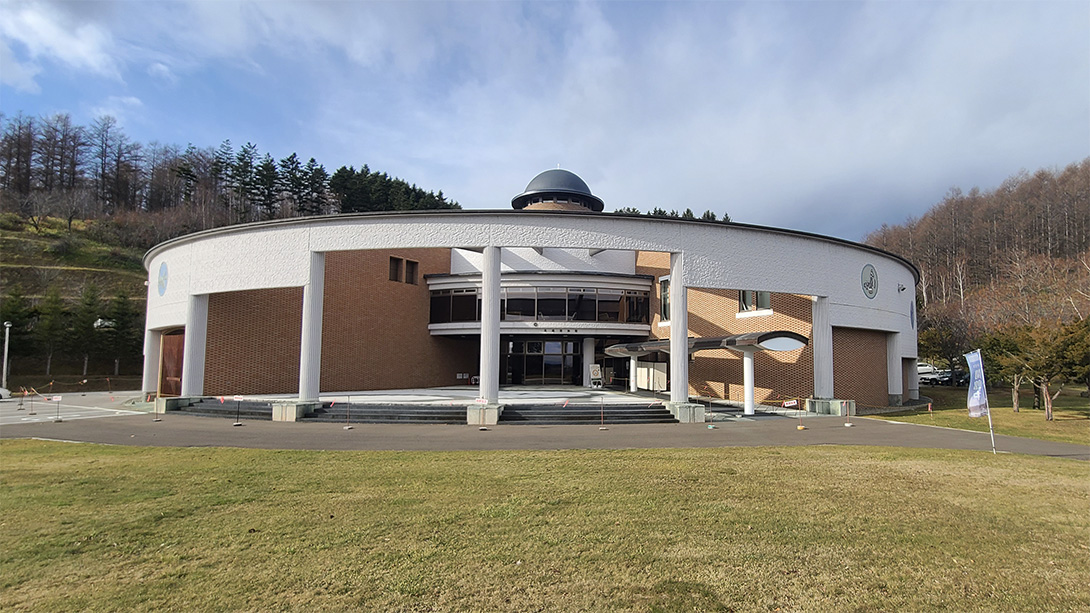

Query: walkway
[[1, 390, 1086, 460]]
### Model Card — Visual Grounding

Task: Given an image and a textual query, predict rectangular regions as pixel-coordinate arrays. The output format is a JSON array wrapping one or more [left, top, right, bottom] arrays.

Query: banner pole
[[986, 408, 996, 455]]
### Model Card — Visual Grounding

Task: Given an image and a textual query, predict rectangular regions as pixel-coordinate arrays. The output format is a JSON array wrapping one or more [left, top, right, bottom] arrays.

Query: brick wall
[[320, 248, 478, 392], [832, 327, 888, 408], [204, 287, 303, 395], [202, 248, 477, 396], [635, 251, 814, 403]]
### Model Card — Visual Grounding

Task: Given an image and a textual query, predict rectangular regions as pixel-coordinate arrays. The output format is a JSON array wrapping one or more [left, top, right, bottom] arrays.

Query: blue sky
[[2, 0, 1087, 241]]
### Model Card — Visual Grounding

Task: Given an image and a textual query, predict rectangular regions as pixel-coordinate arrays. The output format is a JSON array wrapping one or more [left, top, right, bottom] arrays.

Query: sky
[[1, 0, 1087, 241]]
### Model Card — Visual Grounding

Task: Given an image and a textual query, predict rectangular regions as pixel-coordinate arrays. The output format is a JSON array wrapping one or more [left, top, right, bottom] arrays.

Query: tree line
[[0, 111, 459, 250], [865, 159, 1090, 417], [2, 284, 144, 383]]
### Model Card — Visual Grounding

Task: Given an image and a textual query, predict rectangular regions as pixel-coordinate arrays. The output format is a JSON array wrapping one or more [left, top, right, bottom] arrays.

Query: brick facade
[[204, 287, 303, 395], [199, 248, 887, 405], [635, 251, 815, 403], [320, 248, 477, 392], [832, 327, 889, 408], [202, 248, 477, 396]]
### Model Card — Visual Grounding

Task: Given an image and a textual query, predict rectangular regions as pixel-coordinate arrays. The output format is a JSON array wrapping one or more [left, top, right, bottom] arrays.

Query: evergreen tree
[[300, 157, 329, 215], [701, 210, 717, 221], [104, 292, 143, 376], [0, 285, 35, 377], [255, 153, 280, 219], [277, 153, 305, 215], [35, 286, 67, 377], [69, 284, 104, 376]]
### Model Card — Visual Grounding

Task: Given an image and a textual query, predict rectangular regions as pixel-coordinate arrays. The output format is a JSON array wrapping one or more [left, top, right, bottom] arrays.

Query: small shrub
[[46, 234, 83, 257], [0, 212, 26, 232]]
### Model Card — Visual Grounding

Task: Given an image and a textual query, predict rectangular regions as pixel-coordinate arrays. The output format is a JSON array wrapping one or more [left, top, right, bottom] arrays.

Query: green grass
[[869, 386, 1090, 446], [0, 216, 146, 301], [2, 440, 1087, 611]]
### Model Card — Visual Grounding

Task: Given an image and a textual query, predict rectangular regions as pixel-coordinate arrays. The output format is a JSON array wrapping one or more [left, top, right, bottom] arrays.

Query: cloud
[[0, 0, 122, 84], [90, 95, 144, 127], [0, 38, 40, 92], [3, 1, 1085, 241], [146, 62, 176, 85]]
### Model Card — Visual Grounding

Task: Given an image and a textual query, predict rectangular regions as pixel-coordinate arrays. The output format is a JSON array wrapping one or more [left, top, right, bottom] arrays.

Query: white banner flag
[[963, 349, 989, 418]]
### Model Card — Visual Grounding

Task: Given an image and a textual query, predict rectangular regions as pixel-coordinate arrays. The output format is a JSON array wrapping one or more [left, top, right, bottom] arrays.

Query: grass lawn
[[2, 440, 1087, 612], [867, 386, 1089, 446]]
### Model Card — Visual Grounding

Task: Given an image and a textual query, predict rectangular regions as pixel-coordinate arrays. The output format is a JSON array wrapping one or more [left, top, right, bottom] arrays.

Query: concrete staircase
[[302, 404, 466, 424], [498, 403, 678, 425], [170, 398, 274, 420]]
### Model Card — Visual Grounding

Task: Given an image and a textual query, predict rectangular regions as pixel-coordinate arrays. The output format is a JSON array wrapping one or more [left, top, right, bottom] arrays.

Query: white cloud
[[0, 38, 40, 92], [3, 1, 1085, 240], [146, 61, 176, 85], [90, 95, 144, 126], [0, 0, 121, 84]]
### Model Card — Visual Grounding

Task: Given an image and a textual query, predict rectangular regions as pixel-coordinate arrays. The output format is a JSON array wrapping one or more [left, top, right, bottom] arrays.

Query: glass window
[[526, 341, 543, 354], [567, 289, 597, 321], [524, 355, 544, 384], [505, 288, 535, 321], [404, 260, 418, 285], [660, 278, 670, 320], [740, 290, 771, 311], [510, 341, 524, 354], [545, 341, 563, 354], [429, 290, 451, 324], [450, 289, 477, 322], [537, 287, 567, 321], [626, 291, 649, 323], [597, 289, 622, 322], [543, 354, 563, 383], [389, 257, 403, 282]]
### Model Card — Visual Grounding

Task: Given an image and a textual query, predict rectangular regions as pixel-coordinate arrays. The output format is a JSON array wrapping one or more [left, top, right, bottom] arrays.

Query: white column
[[478, 246, 501, 404], [141, 328, 161, 394], [582, 337, 595, 387], [886, 332, 902, 405], [180, 294, 208, 397], [812, 296, 833, 399], [668, 252, 689, 404], [629, 355, 638, 392], [742, 348, 756, 415], [298, 251, 325, 402]]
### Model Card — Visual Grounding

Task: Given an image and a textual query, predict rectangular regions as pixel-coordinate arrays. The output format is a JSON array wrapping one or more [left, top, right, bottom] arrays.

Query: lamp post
[[2, 321, 12, 390]]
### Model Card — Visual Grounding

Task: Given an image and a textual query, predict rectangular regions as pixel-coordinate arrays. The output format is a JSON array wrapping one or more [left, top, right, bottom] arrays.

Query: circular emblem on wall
[[861, 264, 878, 299], [157, 262, 169, 297]]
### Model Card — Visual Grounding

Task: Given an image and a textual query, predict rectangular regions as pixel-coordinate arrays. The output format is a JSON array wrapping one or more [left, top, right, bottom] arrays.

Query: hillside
[[0, 213, 147, 302]]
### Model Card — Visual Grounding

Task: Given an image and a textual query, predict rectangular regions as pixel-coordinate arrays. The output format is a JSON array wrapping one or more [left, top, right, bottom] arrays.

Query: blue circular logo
[[157, 262, 169, 297]]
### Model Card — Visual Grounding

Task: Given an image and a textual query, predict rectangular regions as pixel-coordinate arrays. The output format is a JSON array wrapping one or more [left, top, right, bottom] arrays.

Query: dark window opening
[[389, 257, 403, 282]]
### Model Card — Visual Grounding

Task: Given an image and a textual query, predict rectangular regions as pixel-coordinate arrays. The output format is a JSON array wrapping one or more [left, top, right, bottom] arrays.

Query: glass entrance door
[[504, 338, 583, 385]]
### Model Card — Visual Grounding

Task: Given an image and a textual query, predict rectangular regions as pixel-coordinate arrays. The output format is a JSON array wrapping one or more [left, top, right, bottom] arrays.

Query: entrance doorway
[[158, 329, 185, 397], [503, 338, 583, 385]]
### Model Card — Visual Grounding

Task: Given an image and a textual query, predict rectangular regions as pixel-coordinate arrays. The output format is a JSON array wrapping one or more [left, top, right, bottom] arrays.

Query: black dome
[[511, 169, 604, 211]]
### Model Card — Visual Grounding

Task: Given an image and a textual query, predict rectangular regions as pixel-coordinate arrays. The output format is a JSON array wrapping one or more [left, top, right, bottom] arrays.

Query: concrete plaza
[[1, 389, 1086, 460]]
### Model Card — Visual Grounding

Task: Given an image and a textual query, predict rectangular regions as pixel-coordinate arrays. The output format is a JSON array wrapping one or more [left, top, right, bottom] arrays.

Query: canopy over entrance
[[603, 331, 808, 358], [605, 331, 809, 416]]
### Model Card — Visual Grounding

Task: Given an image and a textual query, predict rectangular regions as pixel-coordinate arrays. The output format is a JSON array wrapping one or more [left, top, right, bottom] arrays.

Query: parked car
[[920, 370, 952, 386]]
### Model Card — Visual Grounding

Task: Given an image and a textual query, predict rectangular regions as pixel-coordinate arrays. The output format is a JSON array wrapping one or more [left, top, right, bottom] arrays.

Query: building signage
[[157, 262, 169, 296], [861, 264, 878, 299]]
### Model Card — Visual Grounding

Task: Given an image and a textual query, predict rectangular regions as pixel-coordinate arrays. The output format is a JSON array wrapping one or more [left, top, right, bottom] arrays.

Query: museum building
[[141, 169, 920, 423]]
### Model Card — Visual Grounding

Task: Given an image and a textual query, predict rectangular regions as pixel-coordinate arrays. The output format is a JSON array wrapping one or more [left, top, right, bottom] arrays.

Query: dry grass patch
[[1, 440, 1087, 612], [870, 386, 1089, 445]]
